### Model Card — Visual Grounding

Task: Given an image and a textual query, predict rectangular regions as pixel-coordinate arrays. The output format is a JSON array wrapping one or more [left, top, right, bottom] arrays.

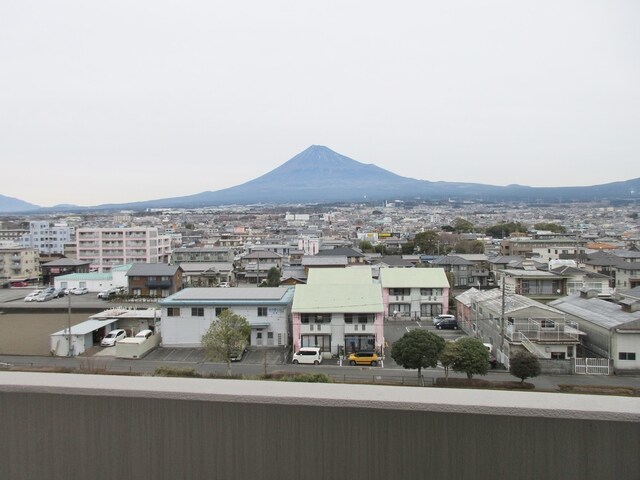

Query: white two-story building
[[159, 287, 294, 348]]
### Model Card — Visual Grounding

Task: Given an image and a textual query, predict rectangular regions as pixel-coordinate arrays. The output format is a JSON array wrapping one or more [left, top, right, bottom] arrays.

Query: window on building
[[258, 307, 268, 317], [215, 307, 228, 316], [619, 352, 636, 361], [167, 307, 180, 317], [191, 307, 204, 317], [344, 314, 353, 324], [301, 313, 331, 324]]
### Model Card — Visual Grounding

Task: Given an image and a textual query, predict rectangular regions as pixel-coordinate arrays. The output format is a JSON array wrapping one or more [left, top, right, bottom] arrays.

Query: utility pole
[[500, 276, 506, 353], [67, 292, 72, 357]]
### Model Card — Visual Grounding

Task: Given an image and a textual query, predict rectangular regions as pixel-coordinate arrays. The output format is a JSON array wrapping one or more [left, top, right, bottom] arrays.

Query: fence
[[574, 357, 610, 375]]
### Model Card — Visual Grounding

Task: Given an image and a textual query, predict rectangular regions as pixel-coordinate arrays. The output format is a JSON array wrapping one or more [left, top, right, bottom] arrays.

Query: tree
[[439, 341, 458, 382], [263, 266, 281, 287], [533, 222, 566, 233], [358, 240, 374, 252], [413, 230, 439, 255], [453, 217, 474, 233], [201, 309, 251, 377], [509, 351, 541, 383], [451, 337, 489, 379], [484, 222, 527, 239], [390, 329, 445, 377], [454, 239, 485, 254]]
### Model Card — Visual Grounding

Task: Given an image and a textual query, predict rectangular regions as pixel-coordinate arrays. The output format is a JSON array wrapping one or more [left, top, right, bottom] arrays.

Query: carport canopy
[[52, 318, 119, 336]]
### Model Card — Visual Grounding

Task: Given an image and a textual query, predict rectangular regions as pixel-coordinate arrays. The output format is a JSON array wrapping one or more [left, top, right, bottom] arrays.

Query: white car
[[292, 347, 323, 365], [100, 329, 127, 347], [24, 290, 43, 302], [135, 329, 153, 339], [71, 287, 88, 295]]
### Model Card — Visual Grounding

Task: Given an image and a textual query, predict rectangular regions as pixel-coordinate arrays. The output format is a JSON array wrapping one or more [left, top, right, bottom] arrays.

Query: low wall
[[1, 372, 639, 480], [539, 358, 573, 375]]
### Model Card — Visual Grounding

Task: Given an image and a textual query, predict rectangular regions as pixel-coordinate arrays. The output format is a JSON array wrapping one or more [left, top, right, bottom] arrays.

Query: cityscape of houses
[[0, 199, 639, 375]]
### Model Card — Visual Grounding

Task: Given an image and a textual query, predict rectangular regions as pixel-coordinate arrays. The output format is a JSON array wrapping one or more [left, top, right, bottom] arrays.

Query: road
[[2, 351, 639, 393]]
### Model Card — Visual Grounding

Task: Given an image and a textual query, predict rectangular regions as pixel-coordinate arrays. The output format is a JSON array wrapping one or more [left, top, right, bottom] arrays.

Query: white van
[[292, 347, 323, 365]]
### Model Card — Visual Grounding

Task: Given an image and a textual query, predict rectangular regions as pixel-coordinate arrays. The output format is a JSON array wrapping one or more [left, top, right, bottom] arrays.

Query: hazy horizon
[[2, 1, 639, 207]]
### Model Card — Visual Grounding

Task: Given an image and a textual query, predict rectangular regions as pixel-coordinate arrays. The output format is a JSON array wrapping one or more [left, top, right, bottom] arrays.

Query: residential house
[[549, 291, 640, 373], [126, 264, 183, 298], [456, 288, 580, 368], [178, 262, 235, 287], [379, 267, 450, 320], [429, 255, 476, 289], [159, 287, 294, 348], [584, 250, 640, 290], [238, 251, 283, 284], [495, 264, 570, 302], [291, 267, 384, 356], [315, 247, 366, 264], [550, 265, 614, 298]]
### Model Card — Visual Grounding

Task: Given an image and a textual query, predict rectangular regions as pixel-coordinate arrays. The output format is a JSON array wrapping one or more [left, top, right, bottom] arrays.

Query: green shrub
[[154, 366, 201, 378], [277, 373, 332, 383]]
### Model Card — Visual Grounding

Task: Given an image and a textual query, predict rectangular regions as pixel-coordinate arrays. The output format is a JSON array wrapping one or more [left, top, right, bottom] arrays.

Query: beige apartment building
[[76, 227, 172, 272], [0, 245, 41, 284]]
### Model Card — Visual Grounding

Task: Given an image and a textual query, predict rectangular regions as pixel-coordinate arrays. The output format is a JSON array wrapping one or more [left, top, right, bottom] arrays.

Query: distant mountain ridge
[[1, 146, 638, 212]]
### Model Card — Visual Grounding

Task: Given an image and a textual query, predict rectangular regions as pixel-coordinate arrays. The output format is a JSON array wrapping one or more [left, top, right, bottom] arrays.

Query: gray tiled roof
[[126, 263, 181, 276]]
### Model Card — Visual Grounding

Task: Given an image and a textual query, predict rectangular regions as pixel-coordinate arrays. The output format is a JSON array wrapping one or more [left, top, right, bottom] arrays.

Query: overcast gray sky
[[1, 1, 639, 207]]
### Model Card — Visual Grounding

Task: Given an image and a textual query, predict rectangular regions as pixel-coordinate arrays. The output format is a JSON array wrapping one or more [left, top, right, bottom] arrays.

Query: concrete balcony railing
[[344, 323, 375, 334], [299, 323, 329, 334], [1, 373, 637, 479]]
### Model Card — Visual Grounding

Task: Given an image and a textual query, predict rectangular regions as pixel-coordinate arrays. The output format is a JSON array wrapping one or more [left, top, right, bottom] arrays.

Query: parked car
[[24, 290, 43, 302], [52, 288, 65, 298], [435, 318, 459, 330], [218, 282, 230, 288], [348, 351, 379, 366], [292, 347, 323, 365], [11, 281, 29, 288], [230, 343, 247, 361], [97, 288, 117, 299], [36, 292, 54, 302], [432, 314, 456, 326], [134, 329, 153, 339], [100, 329, 127, 347], [71, 287, 88, 295]]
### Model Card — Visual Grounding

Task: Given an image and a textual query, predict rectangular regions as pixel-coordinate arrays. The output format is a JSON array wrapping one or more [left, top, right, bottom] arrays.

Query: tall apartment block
[[21, 221, 74, 255], [76, 227, 172, 272]]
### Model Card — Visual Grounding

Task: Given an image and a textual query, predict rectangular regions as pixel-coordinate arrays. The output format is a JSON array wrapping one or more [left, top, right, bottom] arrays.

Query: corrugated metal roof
[[52, 318, 118, 336], [308, 267, 373, 285], [55, 272, 113, 281], [292, 284, 383, 313], [379, 268, 449, 288], [549, 295, 640, 329], [160, 287, 294, 305]]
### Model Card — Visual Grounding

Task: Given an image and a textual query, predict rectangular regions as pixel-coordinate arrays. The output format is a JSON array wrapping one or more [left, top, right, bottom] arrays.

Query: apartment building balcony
[[102, 251, 125, 258], [77, 242, 99, 248], [299, 323, 332, 335], [126, 241, 147, 247], [146, 279, 172, 288], [102, 233, 124, 239], [505, 320, 580, 344], [126, 233, 147, 238], [127, 249, 148, 256], [420, 294, 442, 303], [78, 233, 98, 239], [103, 241, 123, 247], [344, 323, 375, 335]]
